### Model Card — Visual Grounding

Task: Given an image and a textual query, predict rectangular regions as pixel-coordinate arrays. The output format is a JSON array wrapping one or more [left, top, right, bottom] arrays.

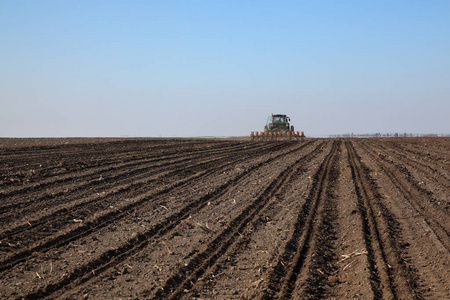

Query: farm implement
[[251, 113, 305, 140]]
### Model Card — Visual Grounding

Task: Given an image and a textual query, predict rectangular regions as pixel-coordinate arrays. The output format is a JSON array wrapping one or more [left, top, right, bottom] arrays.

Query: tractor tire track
[[187, 141, 338, 300], [382, 139, 450, 170], [346, 140, 423, 299], [0, 141, 309, 272], [0, 141, 259, 207], [2, 138, 447, 300], [0, 152, 240, 248], [262, 140, 340, 300], [0, 142, 288, 252], [0, 141, 274, 226], [365, 140, 450, 193], [359, 141, 450, 253], [1, 139, 250, 193], [0, 140, 241, 186], [17, 141, 322, 299], [173, 141, 329, 300], [150, 142, 328, 300], [0, 140, 203, 184], [295, 141, 340, 299]]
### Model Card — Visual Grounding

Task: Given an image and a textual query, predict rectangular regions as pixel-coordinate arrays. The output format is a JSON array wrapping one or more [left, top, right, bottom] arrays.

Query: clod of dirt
[[328, 275, 338, 284]]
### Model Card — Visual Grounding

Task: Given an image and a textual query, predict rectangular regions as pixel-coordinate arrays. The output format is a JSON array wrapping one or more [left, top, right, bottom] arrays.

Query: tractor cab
[[265, 114, 292, 132]]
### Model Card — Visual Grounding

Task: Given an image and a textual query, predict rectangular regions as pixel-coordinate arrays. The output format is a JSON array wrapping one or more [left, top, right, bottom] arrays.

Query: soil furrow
[[384, 140, 450, 169], [1, 142, 313, 274], [0, 142, 284, 270], [295, 140, 340, 299], [1, 137, 447, 300], [0, 142, 292, 255], [16, 141, 320, 299], [0, 153, 228, 246], [0, 140, 189, 179], [0, 152, 221, 215], [151, 142, 327, 300], [360, 142, 450, 252], [0, 140, 241, 179], [178, 142, 329, 299], [0, 139, 228, 162], [346, 141, 396, 299], [0, 141, 260, 204], [347, 141, 423, 299], [262, 140, 339, 299], [0, 142, 275, 227], [366, 140, 450, 193]]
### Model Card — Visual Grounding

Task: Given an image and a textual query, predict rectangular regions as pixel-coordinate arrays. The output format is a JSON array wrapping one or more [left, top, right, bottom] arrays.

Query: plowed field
[[0, 138, 449, 299]]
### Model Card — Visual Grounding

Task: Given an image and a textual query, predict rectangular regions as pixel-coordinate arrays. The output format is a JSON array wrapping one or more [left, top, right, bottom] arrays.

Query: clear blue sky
[[1, 1, 449, 137]]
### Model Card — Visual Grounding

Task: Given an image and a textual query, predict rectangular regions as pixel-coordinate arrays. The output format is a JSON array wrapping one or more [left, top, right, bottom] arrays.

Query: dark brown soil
[[0, 137, 449, 299]]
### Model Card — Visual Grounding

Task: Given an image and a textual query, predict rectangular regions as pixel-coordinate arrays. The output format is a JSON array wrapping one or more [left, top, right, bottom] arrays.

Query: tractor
[[265, 114, 294, 133], [251, 113, 304, 140]]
